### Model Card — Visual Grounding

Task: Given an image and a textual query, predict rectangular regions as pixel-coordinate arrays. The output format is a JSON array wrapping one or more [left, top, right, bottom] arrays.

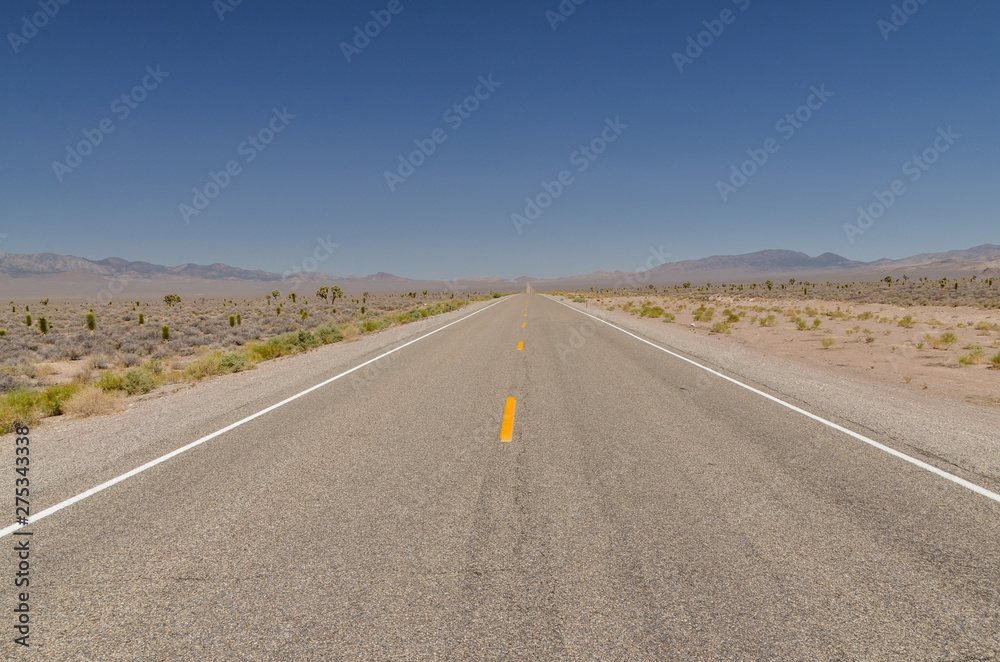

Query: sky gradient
[[2, 0, 998, 279]]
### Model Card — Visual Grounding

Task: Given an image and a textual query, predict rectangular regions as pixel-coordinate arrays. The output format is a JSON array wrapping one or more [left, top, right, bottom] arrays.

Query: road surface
[[7, 292, 1000, 660]]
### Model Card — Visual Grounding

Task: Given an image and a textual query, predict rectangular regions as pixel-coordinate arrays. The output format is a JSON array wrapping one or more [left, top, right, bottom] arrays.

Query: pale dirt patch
[[579, 295, 1000, 409]]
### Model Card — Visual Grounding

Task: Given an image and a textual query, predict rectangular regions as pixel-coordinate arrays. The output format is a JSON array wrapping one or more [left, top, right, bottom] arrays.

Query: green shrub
[[710, 321, 731, 334], [661, 312, 676, 323], [25, 314, 32, 327], [898, 315, 915, 328], [161, 325, 170, 341], [759, 315, 777, 327], [144, 357, 163, 374], [218, 352, 249, 373], [97, 371, 124, 392], [316, 325, 343, 344], [37, 316, 48, 334], [693, 306, 714, 322], [138, 313, 145, 325], [122, 368, 156, 395], [572, 297, 586, 303], [991, 352, 1000, 369], [86, 311, 95, 331], [821, 337, 835, 348], [640, 305, 664, 318], [229, 315, 236, 327]]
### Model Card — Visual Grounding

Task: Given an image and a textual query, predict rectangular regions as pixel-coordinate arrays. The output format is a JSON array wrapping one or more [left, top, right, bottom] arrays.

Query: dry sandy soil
[[567, 293, 1000, 411]]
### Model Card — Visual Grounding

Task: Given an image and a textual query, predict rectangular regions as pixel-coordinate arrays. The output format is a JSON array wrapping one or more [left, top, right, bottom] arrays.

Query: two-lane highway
[[9, 291, 1000, 659]]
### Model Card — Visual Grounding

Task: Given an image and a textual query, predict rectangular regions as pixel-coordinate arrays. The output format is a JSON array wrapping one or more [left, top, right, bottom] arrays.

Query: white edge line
[[548, 295, 1000, 505], [0, 296, 513, 539]]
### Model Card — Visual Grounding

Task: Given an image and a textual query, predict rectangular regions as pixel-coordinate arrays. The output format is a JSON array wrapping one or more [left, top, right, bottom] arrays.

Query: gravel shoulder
[[550, 296, 1000, 491]]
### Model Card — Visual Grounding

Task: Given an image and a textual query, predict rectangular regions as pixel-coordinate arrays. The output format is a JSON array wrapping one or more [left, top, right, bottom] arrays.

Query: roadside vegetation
[[0, 292, 502, 434], [552, 276, 1000, 399]]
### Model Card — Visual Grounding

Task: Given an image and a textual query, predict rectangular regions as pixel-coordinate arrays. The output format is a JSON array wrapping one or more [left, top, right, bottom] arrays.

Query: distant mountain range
[[1, 245, 998, 300]]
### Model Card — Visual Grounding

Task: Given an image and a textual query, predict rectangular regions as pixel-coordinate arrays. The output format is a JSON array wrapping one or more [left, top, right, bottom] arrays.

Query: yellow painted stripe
[[522, 322, 526, 327], [517, 341, 523, 350], [500, 397, 516, 442]]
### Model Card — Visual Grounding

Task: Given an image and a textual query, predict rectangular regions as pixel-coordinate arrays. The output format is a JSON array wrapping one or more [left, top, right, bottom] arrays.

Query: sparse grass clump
[[759, 315, 777, 327], [926, 332, 958, 350], [710, 321, 731, 334], [640, 305, 665, 318], [693, 306, 714, 322], [821, 337, 835, 348], [572, 297, 587, 303], [958, 347, 987, 366], [61, 386, 124, 418]]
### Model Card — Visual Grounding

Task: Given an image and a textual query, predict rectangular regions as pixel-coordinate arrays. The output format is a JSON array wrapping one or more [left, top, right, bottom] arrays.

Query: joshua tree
[[329, 286, 343, 305], [37, 316, 48, 334], [138, 313, 145, 325], [86, 311, 96, 331], [289, 293, 297, 303], [316, 286, 329, 301], [161, 325, 170, 342], [229, 315, 236, 327], [25, 314, 32, 327], [236, 314, 242, 325], [164, 294, 181, 307], [271, 290, 280, 300]]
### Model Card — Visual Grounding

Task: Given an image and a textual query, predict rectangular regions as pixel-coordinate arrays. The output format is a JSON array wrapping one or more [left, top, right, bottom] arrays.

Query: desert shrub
[[661, 312, 676, 323], [360, 319, 391, 334], [991, 352, 1000, 369], [61, 386, 124, 418], [161, 325, 170, 341], [710, 322, 731, 334], [0, 388, 39, 433], [184, 354, 222, 380], [759, 315, 777, 327], [122, 368, 156, 395], [316, 325, 343, 344], [121, 353, 142, 367], [144, 357, 163, 374], [572, 297, 586, 303], [693, 307, 714, 322], [96, 371, 125, 392], [640, 305, 664, 318], [218, 352, 249, 373], [898, 315, 915, 328], [958, 347, 986, 365], [821, 337, 835, 348], [794, 318, 808, 331]]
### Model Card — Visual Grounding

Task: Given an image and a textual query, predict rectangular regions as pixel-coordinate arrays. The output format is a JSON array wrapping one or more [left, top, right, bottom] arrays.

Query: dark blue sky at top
[[1, 0, 997, 279]]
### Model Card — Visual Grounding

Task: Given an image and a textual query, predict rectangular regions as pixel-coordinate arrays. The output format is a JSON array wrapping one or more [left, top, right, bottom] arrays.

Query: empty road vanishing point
[[5, 291, 1000, 660]]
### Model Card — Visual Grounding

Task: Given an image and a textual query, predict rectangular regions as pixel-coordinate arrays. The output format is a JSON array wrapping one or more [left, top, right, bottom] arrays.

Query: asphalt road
[[9, 292, 1000, 660]]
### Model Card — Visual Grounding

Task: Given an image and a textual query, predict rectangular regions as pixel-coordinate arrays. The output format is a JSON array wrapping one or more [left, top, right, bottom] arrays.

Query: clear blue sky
[[2, 0, 997, 279]]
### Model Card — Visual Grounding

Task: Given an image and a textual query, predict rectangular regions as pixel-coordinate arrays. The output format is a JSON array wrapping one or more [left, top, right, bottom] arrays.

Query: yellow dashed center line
[[517, 341, 523, 351], [522, 322, 526, 327], [500, 397, 516, 442]]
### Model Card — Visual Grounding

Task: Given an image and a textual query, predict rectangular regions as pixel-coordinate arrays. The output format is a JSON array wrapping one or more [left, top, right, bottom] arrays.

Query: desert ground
[[0, 287, 499, 432], [556, 276, 1000, 410]]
